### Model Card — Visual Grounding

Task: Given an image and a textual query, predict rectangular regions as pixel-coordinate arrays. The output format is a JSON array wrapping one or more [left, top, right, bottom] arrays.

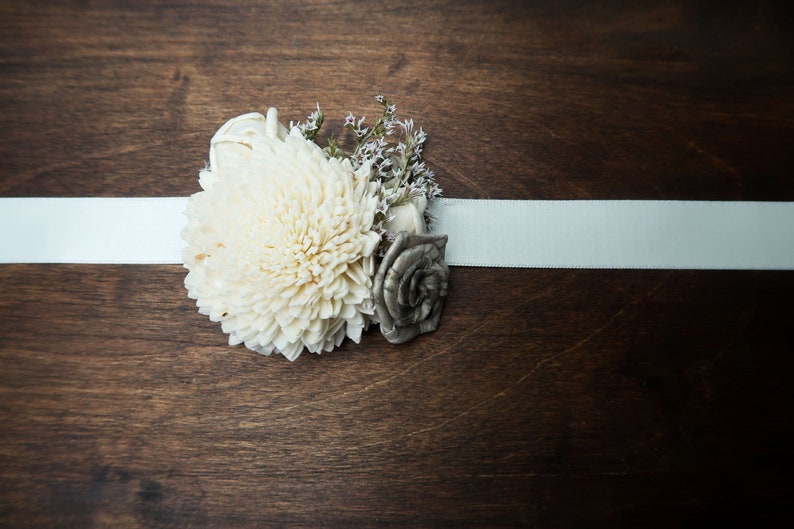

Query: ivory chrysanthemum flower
[[182, 109, 381, 361]]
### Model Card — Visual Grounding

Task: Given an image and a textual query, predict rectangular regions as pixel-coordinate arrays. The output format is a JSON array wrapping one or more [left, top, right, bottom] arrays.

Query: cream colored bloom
[[385, 194, 428, 235], [182, 109, 381, 361]]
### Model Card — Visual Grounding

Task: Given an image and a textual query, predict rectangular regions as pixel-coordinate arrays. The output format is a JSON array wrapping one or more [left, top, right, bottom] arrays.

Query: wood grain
[[1, 1, 793, 527]]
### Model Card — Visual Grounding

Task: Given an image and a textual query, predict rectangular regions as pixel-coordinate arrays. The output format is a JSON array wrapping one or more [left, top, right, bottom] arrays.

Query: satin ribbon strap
[[0, 197, 187, 264], [430, 198, 794, 269], [1, 197, 793, 269]]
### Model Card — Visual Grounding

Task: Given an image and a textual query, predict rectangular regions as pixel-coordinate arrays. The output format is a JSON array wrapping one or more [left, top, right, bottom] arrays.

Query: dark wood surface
[[1, 1, 793, 527]]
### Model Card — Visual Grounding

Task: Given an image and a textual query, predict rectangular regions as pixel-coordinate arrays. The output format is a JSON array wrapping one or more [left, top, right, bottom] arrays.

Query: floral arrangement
[[181, 96, 449, 361]]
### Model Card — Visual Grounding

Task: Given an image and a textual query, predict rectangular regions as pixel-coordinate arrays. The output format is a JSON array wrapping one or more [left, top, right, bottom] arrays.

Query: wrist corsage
[[181, 96, 449, 360]]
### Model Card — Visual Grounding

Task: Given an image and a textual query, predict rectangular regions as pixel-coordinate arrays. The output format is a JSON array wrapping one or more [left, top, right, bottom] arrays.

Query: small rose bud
[[385, 195, 428, 235]]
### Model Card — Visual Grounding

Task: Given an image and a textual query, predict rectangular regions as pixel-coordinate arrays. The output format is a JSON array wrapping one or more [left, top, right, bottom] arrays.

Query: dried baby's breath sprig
[[306, 95, 443, 251], [291, 103, 324, 141]]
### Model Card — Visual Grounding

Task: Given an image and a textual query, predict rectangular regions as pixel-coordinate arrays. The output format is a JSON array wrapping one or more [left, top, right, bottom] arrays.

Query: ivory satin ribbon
[[1, 197, 793, 269]]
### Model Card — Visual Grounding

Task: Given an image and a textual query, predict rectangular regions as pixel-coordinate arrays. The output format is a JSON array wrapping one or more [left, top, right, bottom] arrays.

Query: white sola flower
[[182, 108, 381, 361]]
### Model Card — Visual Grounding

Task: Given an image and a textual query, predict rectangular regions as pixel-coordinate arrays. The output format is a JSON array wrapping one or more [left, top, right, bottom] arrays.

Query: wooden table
[[2, 1, 792, 527]]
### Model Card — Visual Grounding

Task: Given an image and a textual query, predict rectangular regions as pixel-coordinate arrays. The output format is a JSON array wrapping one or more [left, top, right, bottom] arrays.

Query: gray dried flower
[[373, 231, 450, 344]]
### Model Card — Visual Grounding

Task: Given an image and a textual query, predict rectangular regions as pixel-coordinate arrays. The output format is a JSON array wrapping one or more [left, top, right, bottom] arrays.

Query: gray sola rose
[[372, 231, 450, 344]]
